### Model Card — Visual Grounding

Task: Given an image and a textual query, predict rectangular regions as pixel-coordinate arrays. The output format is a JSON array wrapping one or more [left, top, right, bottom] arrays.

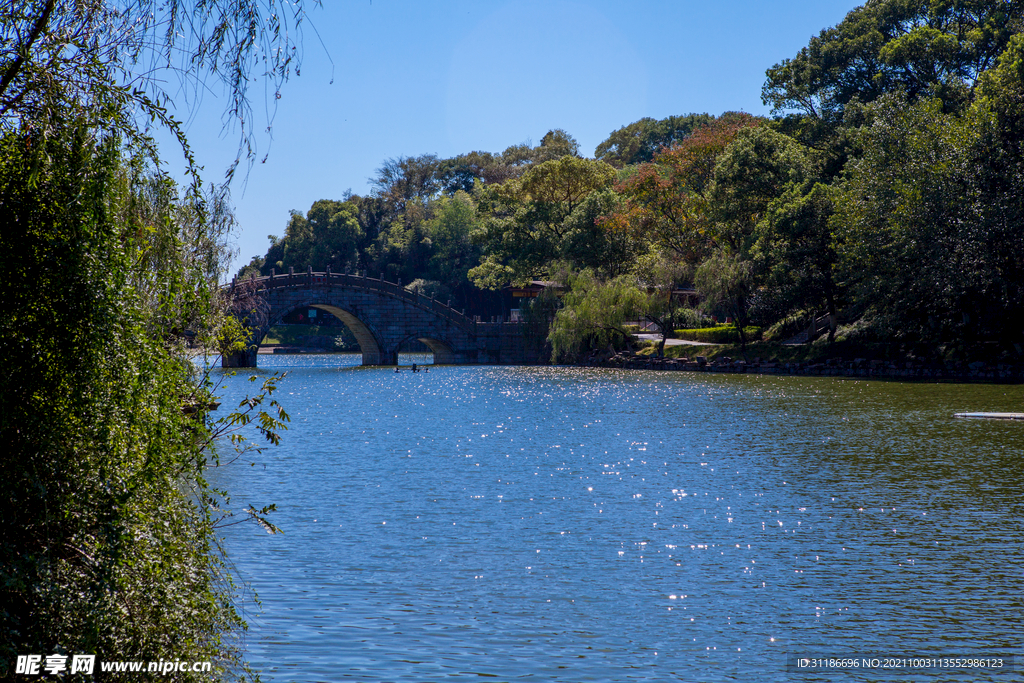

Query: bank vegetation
[[1, 1, 302, 679]]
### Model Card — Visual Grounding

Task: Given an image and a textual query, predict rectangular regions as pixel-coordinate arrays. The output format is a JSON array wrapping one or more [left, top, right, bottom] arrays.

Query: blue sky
[[157, 0, 862, 276]]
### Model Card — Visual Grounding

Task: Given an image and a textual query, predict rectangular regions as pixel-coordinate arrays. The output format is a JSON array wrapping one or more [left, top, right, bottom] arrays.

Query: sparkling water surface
[[210, 354, 1023, 682]]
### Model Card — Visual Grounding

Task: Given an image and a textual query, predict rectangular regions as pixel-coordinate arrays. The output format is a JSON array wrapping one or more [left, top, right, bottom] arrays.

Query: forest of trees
[[243, 0, 1024, 361]]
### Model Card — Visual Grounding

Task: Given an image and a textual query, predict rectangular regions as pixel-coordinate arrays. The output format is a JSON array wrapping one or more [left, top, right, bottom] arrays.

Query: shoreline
[[584, 353, 1024, 383], [240, 345, 1024, 382]]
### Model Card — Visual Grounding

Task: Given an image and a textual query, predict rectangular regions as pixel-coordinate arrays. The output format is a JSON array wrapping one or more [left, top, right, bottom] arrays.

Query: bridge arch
[[394, 332, 457, 365], [311, 304, 388, 364], [262, 301, 390, 365]]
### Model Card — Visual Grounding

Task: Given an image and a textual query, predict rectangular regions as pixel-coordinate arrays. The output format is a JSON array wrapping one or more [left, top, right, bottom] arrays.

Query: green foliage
[[236, 255, 265, 280], [557, 189, 641, 278], [371, 155, 443, 207], [513, 155, 618, 217], [548, 272, 647, 363], [763, 310, 819, 342], [0, 2, 322, 679], [834, 93, 976, 342], [694, 253, 751, 315], [762, 0, 1024, 122], [537, 129, 581, 159], [594, 113, 715, 167], [261, 324, 358, 350], [832, 84, 1024, 343], [470, 156, 619, 288], [672, 307, 711, 329], [466, 258, 518, 290], [710, 126, 809, 249], [405, 278, 451, 301], [218, 315, 253, 356], [673, 326, 763, 344], [0, 0, 321, 178], [757, 181, 842, 338], [0, 124, 279, 680], [423, 191, 482, 291], [604, 114, 760, 261], [267, 199, 362, 274]]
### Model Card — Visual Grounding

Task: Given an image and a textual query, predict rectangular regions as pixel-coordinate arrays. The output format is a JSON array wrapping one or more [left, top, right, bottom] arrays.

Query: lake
[[209, 354, 1022, 681]]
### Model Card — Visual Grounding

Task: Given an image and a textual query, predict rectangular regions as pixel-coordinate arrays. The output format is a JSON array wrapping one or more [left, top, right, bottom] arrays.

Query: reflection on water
[[210, 356, 1023, 681]]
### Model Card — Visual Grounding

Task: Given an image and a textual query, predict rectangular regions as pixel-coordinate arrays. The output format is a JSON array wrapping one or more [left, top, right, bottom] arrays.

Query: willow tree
[[0, 0, 319, 177], [548, 273, 648, 363], [0, 0, 312, 678]]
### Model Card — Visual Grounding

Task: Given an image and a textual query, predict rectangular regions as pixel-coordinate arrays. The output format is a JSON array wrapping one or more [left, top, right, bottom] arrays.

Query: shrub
[[673, 325, 763, 344]]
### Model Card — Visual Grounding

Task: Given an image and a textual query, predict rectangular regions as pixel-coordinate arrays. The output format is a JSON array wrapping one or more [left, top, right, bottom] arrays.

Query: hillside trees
[[403, 1, 1024, 356], [238, 0, 1024, 356], [756, 181, 841, 339], [549, 114, 826, 356], [763, 0, 1024, 123], [762, 0, 1024, 189], [701, 126, 814, 342], [594, 113, 715, 167], [833, 75, 1024, 345], [469, 155, 619, 288], [425, 191, 484, 294], [745, 0, 1024, 348], [604, 114, 759, 261], [264, 199, 362, 273], [241, 130, 592, 310]]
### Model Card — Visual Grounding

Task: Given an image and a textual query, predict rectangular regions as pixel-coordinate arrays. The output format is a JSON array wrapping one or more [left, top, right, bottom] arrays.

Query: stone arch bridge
[[223, 269, 542, 367]]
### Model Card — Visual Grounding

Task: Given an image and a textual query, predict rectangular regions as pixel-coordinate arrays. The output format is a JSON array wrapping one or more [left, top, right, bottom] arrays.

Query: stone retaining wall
[[586, 355, 1024, 382]]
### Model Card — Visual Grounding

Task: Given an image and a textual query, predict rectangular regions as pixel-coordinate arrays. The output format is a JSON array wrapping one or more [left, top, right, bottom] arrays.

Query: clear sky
[[156, 0, 863, 277]]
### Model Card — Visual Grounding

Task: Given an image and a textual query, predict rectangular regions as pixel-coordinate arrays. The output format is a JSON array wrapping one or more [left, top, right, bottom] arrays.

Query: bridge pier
[[222, 345, 258, 368], [365, 349, 398, 366]]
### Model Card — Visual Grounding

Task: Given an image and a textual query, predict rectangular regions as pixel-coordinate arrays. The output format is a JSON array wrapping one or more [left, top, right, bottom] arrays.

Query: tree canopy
[[594, 113, 715, 167], [763, 0, 1024, 121]]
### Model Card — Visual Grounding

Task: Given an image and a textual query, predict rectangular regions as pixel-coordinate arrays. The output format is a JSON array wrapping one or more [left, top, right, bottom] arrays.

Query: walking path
[[635, 333, 715, 347]]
